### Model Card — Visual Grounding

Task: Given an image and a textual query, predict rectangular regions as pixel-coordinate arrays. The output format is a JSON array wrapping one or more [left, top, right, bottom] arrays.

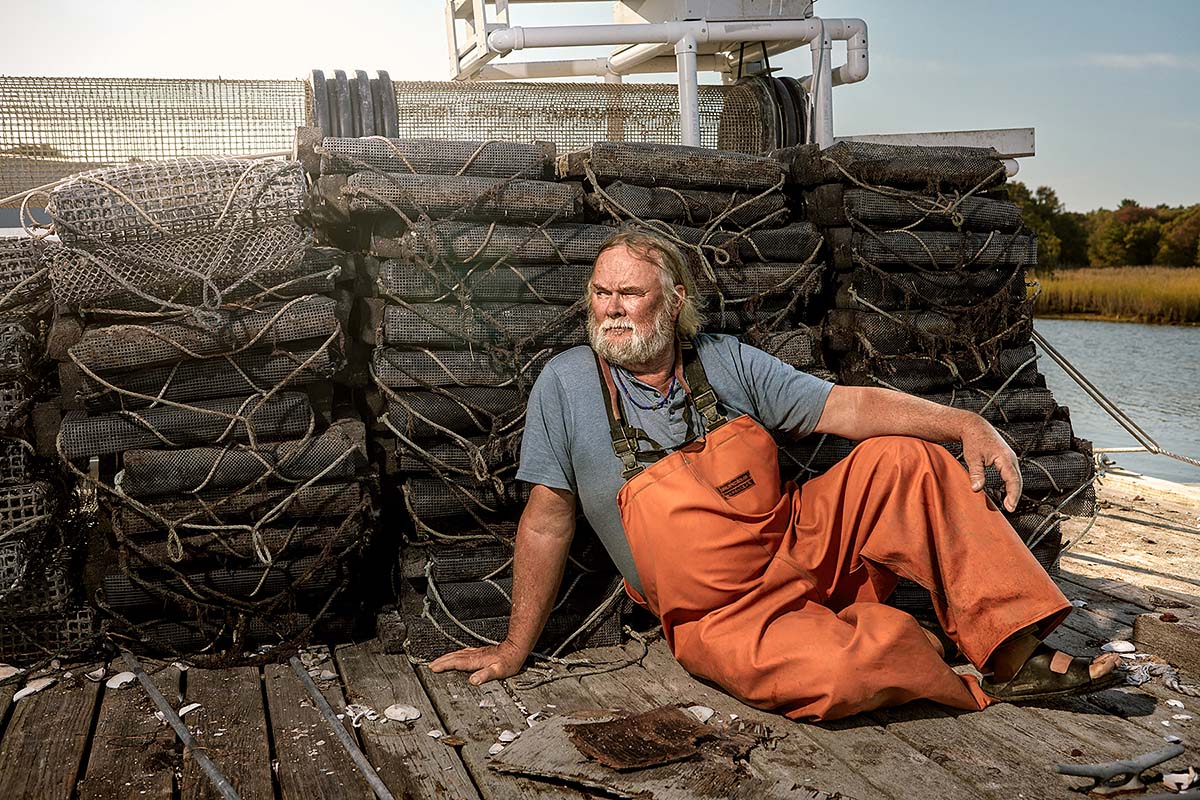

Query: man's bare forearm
[[504, 484, 577, 656], [815, 385, 984, 443]]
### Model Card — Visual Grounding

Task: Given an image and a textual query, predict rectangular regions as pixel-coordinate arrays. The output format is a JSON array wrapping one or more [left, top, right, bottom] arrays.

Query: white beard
[[587, 309, 675, 370]]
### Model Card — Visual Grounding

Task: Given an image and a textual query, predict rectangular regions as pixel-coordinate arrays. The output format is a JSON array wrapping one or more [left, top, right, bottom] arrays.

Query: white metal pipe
[[475, 55, 725, 81], [809, 20, 835, 147], [608, 42, 672, 75], [675, 35, 701, 146], [487, 19, 830, 54]]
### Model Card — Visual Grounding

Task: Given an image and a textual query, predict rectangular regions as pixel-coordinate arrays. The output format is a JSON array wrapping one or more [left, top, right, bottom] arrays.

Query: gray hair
[[592, 230, 704, 338]]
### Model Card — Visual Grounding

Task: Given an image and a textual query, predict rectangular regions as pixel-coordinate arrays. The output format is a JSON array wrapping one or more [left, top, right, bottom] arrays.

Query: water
[[1033, 318, 1200, 485]]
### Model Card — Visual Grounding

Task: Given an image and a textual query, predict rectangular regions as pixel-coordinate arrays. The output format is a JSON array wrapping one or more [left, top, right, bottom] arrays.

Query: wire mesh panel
[[0, 379, 31, 433], [825, 309, 1032, 355], [919, 386, 1059, 424], [0, 481, 55, 534], [0, 77, 307, 207], [840, 343, 1041, 394], [0, 437, 32, 483], [843, 231, 1037, 270], [386, 81, 772, 155], [131, 521, 364, 566], [839, 264, 1025, 311], [0, 606, 94, 664]]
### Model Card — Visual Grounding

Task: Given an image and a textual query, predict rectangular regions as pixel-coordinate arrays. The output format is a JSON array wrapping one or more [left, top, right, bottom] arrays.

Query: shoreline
[[1033, 312, 1200, 327]]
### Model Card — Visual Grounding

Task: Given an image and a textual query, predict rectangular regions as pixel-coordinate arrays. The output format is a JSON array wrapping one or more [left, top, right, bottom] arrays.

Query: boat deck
[[1, 473, 1197, 799]]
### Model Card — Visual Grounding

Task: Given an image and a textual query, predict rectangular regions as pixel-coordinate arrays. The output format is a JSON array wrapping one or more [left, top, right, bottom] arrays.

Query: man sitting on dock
[[431, 231, 1121, 721]]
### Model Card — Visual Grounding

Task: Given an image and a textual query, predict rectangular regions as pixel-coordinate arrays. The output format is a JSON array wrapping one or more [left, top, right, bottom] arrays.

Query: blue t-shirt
[[515, 333, 834, 594]]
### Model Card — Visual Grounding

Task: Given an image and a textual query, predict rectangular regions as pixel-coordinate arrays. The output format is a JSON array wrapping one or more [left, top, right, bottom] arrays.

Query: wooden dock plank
[[78, 664, 180, 800], [0, 675, 100, 800], [181, 666, 274, 800], [264, 663, 376, 800], [335, 640, 481, 800], [417, 665, 595, 800], [632, 640, 891, 800]]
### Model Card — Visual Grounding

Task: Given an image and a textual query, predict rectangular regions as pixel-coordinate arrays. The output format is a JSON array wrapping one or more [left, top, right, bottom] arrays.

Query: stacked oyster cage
[[778, 141, 1095, 590], [43, 156, 373, 663], [305, 134, 628, 660], [566, 141, 834, 506], [0, 237, 93, 665]]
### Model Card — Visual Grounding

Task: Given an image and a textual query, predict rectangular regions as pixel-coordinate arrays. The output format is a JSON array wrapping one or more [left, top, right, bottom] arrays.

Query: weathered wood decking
[[0, 473, 1196, 799]]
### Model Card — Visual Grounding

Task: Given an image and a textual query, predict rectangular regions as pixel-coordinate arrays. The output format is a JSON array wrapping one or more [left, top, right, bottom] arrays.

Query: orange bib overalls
[[596, 343, 1072, 721]]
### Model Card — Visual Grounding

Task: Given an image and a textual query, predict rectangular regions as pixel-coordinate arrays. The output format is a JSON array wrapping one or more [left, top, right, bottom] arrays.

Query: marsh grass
[[1031, 267, 1200, 324]]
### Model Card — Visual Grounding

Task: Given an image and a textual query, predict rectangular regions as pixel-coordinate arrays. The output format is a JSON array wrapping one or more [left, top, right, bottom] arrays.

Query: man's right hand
[[428, 639, 528, 685]]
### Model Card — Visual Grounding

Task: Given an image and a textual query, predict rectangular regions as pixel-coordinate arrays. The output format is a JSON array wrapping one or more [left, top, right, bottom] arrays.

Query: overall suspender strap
[[593, 339, 729, 481], [680, 339, 728, 431], [593, 349, 645, 479]]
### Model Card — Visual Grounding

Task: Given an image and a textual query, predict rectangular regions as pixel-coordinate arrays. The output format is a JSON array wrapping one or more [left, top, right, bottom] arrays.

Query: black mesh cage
[[389, 432, 521, 476], [117, 422, 367, 499], [590, 181, 788, 227], [0, 481, 55, 533], [559, 141, 784, 191], [0, 379, 32, 433], [381, 302, 584, 349], [47, 158, 306, 247], [0, 237, 50, 314], [841, 230, 1036, 270], [0, 437, 33, 483], [68, 295, 340, 373], [805, 185, 1024, 232], [384, 388, 524, 440], [0, 606, 94, 665], [372, 347, 553, 389], [759, 326, 826, 372], [0, 541, 72, 615], [318, 137, 555, 179], [114, 480, 364, 536], [0, 321, 36, 380], [340, 172, 584, 223], [379, 260, 591, 305], [841, 343, 1041, 394], [46, 220, 314, 310], [824, 308, 1032, 356], [919, 386, 1058, 424], [130, 520, 363, 566], [783, 141, 1007, 191], [392, 221, 618, 266], [839, 264, 1025, 311], [58, 392, 315, 460], [79, 344, 341, 411], [404, 476, 531, 525], [668, 222, 823, 264]]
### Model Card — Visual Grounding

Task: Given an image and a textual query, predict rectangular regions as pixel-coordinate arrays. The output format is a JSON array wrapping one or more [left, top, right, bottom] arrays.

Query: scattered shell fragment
[[1172, 714, 1193, 721], [317, 670, 337, 681], [427, 730, 444, 739], [179, 703, 201, 717], [84, 667, 106, 682], [14, 677, 55, 701], [441, 736, 466, 747], [1163, 767, 1200, 792], [478, 698, 495, 709], [488, 743, 505, 756], [0, 664, 21, 682], [384, 704, 421, 722], [498, 729, 519, 742], [729, 713, 739, 721], [526, 712, 544, 727], [1070, 599, 1088, 608], [173, 661, 190, 672], [1162, 720, 1172, 727], [686, 705, 715, 723], [1165, 734, 1184, 744], [105, 671, 136, 689], [1102, 641, 1136, 654], [345, 703, 379, 728], [1168, 699, 1186, 709]]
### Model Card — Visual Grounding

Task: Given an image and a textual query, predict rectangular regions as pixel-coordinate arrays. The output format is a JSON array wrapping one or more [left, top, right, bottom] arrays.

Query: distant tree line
[[1005, 182, 1200, 269]]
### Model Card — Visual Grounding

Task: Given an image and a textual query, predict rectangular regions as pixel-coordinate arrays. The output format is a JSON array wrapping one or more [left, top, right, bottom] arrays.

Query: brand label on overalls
[[716, 470, 755, 498]]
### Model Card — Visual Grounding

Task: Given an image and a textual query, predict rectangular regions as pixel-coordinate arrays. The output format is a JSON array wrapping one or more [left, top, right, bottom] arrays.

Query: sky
[[2, 0, 1197, 212]]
